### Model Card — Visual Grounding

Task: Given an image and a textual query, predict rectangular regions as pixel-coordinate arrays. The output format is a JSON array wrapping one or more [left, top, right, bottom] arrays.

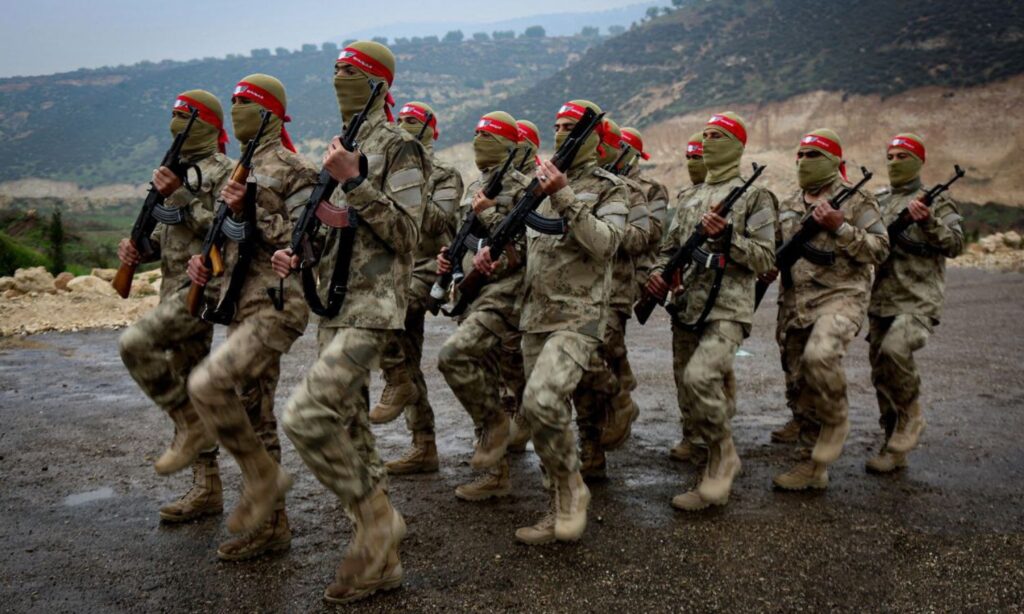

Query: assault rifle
[[753, 166, 873, 309], [887, 164, 965, 242], [426, 147, 517, 316], [445, 107, 605, 317], [112, 107, 202, 298], [634, 162, 766, 325], [269, 80, 384, 317], [185, 109, 271, 318], [415, 111, 434, 142], [603, 143, 632, 175]]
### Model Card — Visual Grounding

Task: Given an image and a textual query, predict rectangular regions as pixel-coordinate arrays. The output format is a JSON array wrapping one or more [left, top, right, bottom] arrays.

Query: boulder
[[14, 266, 56, 294], [978, 234, 1003, 254], [151, 279, 162, 295], [0, 276, 14, 292], [54, 271, 75, 291], [67, 275, 118, 297], [91, 268, 118, 281], [130, 279, 157, 297], [1002, 231, 1022, 250]]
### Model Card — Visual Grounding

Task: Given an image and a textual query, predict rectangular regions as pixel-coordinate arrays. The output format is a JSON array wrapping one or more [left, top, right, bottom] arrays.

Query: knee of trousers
[[436, 338, 466, 377], [877, 332, 913, 367], [118, 325, 153, 365], [681, 360, 723, 405], [186, 362, 223, 407], [522, 378, 569, 433], [802, 342, 841, 386]]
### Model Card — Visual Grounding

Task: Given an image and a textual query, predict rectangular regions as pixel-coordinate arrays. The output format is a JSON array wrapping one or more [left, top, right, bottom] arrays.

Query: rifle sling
[[301, 214, 359, 318], [669, 229, 732, 332]]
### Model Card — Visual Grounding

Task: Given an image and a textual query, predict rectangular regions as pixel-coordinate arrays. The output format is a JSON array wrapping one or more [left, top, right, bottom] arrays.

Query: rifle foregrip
[[111, 262, 136, 299], [186, 283, 204, 317], [634, 296, 657, 325], [209, 245, 225, 277]]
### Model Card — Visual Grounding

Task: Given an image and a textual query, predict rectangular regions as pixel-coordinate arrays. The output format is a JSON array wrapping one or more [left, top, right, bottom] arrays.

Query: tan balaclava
[[887, 132, 926, 189], [334, 40, 396, 124], [398, 101, 438, 150], [555, 99, 602, 170], [231, 73, 293, 151], [685, 131, 707, 185], [797, 128, 846, 192], [473, 111, 519, 172], [170, 89, 226, 159], [702, 112, 747, 184]]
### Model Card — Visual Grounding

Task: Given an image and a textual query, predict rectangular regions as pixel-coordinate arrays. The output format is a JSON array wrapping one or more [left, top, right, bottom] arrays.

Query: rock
[[54, 272, 75, 291], [67, 275, 118, 297], [978, 234, 1003, 254], [4, 289, 21, 299], [129, 279, 157, 297], [0, 277, 14, 292], [151, 279, 162, 295], [91, 268, 118, 282], [138, 269, 162, 282], [14, 267, 56, 294], [1002, 231, 1022, 250]]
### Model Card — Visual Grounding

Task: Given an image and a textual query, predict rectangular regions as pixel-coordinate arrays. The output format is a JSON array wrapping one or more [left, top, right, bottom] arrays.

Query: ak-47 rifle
[[112, 107, 202, 298], [426, 147, 517, 316], [415, 111, 434, 142], [445, 107, 606, 318], [185, 109, 272, 318], [634, 162, 767, 325], [603, 143, 632, 175], [753, 166, 873, 309], [269, 80, 384, 317], [887, 164, 965, 242]]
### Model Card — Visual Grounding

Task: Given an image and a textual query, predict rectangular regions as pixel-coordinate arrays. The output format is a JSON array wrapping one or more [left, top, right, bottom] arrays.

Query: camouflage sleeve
[[257, 158, 317, 248], [619, 186, 652, 257], [488, 183, 529, 281], [421, 167, 464, 238], [549, 181, 626, 263], [346, 140, 427, 255], [834, 192, 890, 265], [649, 193, 686, 277], [919, 194, 965, 258], [721, 189, 776, 275], [645, 181, 669, 249]]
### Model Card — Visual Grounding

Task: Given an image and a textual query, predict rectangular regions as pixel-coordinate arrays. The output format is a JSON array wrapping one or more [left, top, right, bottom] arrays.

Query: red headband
[[686, 140, 703, 156], [707, 114, 747, 145], [800, 133, 848, 181], [888, 136, 926, 162], [233, 81, 295, 152], [337, 47, 396, 122], [399, 104, 438, 140], [517, 122, 540, 148], [602, 122, 622, 150], [621, 130, 651, 160], [476, 116, 520, 142], [174, 95, 229, 154], [557, 102, 606, 156]]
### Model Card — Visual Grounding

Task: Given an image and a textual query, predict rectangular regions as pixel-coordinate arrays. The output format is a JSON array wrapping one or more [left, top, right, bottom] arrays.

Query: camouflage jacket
[[218, 138, 316, 349], [319, 112, 430, 330], [519, 163, 628, 340], [455, 167, 531, 324], [410, 156, 463, 302], [608, 175, 652, 315], [869, 179, 964, 323], [152, 151, 233, 301], [628, 169, 669, 294], [654, 175, 776, 330], [778, 178, 890, 332]]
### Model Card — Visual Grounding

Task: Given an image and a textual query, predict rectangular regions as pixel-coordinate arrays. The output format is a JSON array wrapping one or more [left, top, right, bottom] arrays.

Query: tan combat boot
[[773, 460, 829, 490], [369, 367, 419, 424], [385, 432, 439, 475], [554, 471, 590, 542], [694, 436, 741, 505], [887, 401, 925, 453], [770, 419, 801, 444], [866, 450, 908, 474], [324, 487, 406, 604], [600, 393, 639, 450], [470, 412, 510, 470], [217, 508, 292, 560], [669, 439, 708, 464], [159, 453, 223, 522], [226, 461, 293, 534], [811, 419, 850, 465], [515, 497, 557, 546], [455, 458, 511, 501], [507, 404, 531, 453], [155, 401, 216, 476], [579, 438, 607, 483]]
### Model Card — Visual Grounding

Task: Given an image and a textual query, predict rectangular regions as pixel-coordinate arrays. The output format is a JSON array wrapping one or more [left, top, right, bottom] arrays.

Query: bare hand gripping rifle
[[886, 164, 965, 255], [112, 107, 202, 298]]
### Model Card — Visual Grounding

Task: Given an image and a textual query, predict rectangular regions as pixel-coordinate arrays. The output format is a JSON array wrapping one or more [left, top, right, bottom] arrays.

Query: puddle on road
[[63, 487, 115, 506]]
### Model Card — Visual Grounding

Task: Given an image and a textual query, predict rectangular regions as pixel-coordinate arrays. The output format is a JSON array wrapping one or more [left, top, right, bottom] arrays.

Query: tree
[[579, 26, 600, 38], [372, 36, 388, 45], [661, 6, 672, 15], [493, 30, 515, 40], [646, 7, 660, 20], [322, 41, 338, 53], [671, 0, 686, 6], [394, 37, 410, 46], [443, 30, 464, 43], [48, 209, 65, 275], [301, 43, 317, 54], [473, 31, 489, 41], [423, 35, 439, 43], [523, 25, 546, 38], [410, 36, 423, 44], [609, 25, 626, 35], [274, 47, 290, 56]]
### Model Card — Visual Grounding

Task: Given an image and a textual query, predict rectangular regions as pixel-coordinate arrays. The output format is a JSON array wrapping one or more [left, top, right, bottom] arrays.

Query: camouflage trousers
[[120, 290, 282, 464], [868, 314, 932, 434], [776, 307, 818, 432], [498, 329, 526, 411], [783, 313, 860, 428], [282, 327, 390, 508], [672, 320, 742, 445], [522, 331, 600, 478], [379, 296, 434, 434], [437, 310, 513, 433], [574, 311, 630, 442]]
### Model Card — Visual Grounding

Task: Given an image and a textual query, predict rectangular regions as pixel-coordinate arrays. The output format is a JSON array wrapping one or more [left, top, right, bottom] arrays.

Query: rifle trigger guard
[[184, 163, 202, 194]]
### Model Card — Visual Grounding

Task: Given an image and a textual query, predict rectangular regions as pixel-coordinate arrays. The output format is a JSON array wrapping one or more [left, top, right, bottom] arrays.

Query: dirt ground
[[1, 267, 1022, 612]]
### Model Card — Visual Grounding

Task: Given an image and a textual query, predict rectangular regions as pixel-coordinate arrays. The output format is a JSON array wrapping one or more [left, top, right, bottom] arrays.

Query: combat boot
[[369, 367, 418, 425], [770, 419, 800, 444], [887, 401, 925, 453], [579, 438, 607, 483], [866, 450, 908, 474], [155, 401, 216, 476], [507, 403, 531, 453], [773, 460, 829, 490], [515, 499, 557, 546], [470, 412, 510, 470], [811, 419, 850, 464], [455, 458, 511, 501], [324, 487, 406, 604], [386, 432, 439, 475], [669, 439, 708, 464], [159, 452, 223, 522], [600, 393, 639, 450], [217, 509, 292, 561], [554, 471, 590, 542], [695, 436, 741, 504], [226, 462, 292, 534]]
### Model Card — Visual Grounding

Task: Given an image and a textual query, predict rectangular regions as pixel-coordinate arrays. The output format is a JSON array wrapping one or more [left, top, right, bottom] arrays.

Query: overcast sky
[[0, 0, 644, 78]]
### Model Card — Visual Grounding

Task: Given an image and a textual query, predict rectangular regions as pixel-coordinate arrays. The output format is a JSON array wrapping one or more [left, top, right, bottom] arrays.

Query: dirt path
[[1, 268, 1023, 612]]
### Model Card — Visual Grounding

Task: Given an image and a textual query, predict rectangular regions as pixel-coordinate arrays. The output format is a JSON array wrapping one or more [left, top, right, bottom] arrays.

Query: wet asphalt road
[[1, 267, 1023, 612]]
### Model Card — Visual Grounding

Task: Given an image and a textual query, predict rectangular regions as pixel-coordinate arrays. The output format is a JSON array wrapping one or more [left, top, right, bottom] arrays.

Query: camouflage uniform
[[869, 180, 963, 442], [520, 164, 627, 477], [655, 176, 776, 446], [378, 157, 463, 433], [282, 113, 429, 506]]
